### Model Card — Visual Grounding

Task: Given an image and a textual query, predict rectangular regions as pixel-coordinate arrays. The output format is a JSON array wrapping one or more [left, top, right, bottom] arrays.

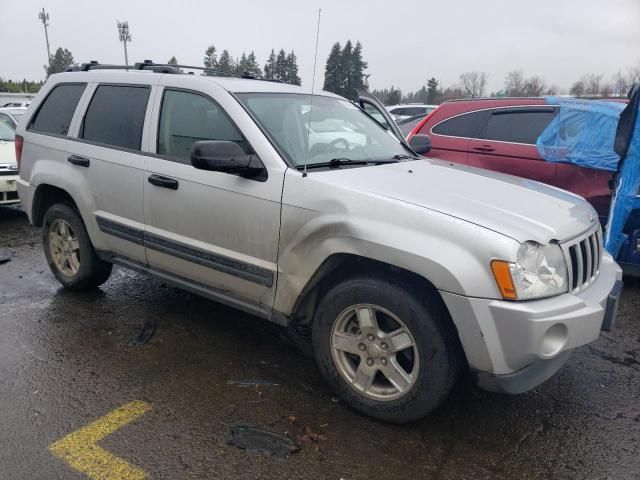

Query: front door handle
[[67, 155, 90, 167], [148, 174, 179, 190], [472, 145, 495, 153]]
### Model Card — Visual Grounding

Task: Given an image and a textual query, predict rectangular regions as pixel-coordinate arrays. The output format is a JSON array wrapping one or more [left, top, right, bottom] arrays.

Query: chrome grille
[[562, 226, 602, 293]]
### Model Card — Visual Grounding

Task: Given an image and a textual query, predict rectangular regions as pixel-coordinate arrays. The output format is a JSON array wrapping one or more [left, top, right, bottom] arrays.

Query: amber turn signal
[[491, 260, 517, 300]]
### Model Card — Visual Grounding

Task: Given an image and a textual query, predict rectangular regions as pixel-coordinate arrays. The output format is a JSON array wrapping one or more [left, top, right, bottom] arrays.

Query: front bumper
[[441, 252, 623, 393], [0, 174, 19, 205]]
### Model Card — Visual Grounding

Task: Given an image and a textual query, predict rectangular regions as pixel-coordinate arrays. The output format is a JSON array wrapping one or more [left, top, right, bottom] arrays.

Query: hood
[[315, 158, 598, 244], [0, 140, 16, 167]]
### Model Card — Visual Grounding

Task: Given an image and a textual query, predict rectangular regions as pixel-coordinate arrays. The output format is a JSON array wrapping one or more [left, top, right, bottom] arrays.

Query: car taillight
[[15, 134, 23, 171]]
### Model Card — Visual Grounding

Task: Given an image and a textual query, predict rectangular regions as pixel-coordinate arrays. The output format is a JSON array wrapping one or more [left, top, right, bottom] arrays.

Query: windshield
[[0, 121, 15, 141], [237, 93, 408, 167]]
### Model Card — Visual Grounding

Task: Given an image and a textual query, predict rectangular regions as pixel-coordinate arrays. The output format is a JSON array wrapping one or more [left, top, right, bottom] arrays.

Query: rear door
[[69, 82, 155, 263], [467, 107, 558, 185]]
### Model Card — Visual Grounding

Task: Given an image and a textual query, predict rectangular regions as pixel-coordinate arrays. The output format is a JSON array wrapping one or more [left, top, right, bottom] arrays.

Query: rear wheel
[[43, 203, 112, 290], [312, 276, 460, 423]]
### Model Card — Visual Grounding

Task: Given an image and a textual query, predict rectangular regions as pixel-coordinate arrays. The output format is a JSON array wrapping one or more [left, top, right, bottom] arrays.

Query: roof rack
[[66, 60, 284, 82]]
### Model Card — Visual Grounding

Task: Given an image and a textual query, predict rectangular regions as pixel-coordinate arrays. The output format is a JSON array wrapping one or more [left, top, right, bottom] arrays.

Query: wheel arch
[[287, 253, 463, 347], [31, 183, 80, 227]]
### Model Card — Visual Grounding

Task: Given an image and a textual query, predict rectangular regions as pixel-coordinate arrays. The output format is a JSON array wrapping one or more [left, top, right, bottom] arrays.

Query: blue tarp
[[536, 98, 625, 171], [536, 96, 640, 258], [605, 109, 640, 256]]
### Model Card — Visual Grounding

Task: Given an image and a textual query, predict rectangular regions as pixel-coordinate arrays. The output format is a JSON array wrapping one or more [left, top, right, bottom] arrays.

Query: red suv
[[407, 98, 614, 216]]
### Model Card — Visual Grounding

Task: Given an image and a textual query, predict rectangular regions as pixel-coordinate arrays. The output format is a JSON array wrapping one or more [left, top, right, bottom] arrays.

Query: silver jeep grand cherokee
[[16, 61, 623, 423]]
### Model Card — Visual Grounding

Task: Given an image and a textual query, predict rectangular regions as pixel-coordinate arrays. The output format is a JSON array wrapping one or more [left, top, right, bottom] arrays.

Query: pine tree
[[264, 49, 277, 80], [340, 41, 355, 100], [45, 48, 76, 77], [246, 51, 262, 78], [285, 50, 301, 85], [350, 41, 368, 93], [426, 77, 439, 103], [275, 49, 288, 82], [217, 50, 234, 76], [168, 56, 178, 65], [323, 42, 343, 95], [237, 52, 249, 75], [203, 45, 218, 75], [387, 86, 402, 105]]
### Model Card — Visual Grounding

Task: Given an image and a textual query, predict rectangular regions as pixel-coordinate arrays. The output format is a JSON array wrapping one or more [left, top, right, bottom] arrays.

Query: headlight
[[491, 242, 568, 300]]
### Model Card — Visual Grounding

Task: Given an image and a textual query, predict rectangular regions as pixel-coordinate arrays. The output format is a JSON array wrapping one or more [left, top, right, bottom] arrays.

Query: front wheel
[[312, 276, 460, 423], [43, 203, 112, 291]]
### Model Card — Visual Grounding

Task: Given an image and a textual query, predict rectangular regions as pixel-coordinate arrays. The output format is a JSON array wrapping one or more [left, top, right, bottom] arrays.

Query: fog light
[[540, 323, 568, 357]]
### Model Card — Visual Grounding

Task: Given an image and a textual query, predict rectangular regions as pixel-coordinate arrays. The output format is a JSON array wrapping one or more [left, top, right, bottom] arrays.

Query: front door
[[143, 87, 284, 312]]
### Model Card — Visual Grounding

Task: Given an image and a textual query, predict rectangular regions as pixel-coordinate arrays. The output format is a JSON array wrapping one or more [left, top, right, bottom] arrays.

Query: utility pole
[[38, 8, 52, 71], [117, 21, 132, 66]]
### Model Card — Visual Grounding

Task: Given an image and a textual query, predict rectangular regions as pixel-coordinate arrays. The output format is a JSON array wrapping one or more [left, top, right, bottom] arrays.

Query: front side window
[[29, 83, 86, 135], [157, 89, 247, 163], [237, 93, 408, 167], [482, 109, 556, 144], [81, 85, 150, 150]]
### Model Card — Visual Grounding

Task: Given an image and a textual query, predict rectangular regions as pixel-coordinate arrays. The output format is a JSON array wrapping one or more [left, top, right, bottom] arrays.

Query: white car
[[0, 107, 28, 125], [386, 104, 437, 121], [2, 101, 30, 108], [0, 120, 19, 205]]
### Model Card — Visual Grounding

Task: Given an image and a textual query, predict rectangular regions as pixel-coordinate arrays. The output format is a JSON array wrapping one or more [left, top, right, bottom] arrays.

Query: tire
[[312, 275, 461, 423], [42, 203, 112, 291]]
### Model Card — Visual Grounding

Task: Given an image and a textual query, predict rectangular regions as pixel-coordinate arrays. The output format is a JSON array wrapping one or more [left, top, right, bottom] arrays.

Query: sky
[[1, 0, 639, 94]]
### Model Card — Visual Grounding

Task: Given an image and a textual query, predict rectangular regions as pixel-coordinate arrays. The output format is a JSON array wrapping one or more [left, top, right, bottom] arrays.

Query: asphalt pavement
[[1, 205, 639, 479]]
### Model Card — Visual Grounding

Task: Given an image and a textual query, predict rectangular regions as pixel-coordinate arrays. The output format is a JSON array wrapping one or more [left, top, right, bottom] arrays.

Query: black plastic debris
[[0, 257, 11, 265], [129, 320, 156, 346], [226, 425, 299, 459]]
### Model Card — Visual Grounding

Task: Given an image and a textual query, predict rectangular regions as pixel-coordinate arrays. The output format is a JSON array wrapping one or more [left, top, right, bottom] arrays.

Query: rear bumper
[[0, 174, 19, 205], [441, 252, 622, 393]]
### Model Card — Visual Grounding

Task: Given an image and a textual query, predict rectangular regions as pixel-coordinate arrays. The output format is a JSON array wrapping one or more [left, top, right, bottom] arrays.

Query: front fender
[[274, 203, 518, 315]]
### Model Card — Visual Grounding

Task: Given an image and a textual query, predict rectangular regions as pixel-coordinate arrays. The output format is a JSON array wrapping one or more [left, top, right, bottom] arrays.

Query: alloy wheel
[[330, 304, 419, 401]]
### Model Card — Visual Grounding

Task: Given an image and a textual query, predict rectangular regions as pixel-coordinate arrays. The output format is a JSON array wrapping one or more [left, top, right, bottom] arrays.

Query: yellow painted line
[[49, 400, 151, 480]]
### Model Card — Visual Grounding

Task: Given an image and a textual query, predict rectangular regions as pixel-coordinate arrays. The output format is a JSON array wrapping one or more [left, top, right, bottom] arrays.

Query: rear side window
[[29, 84, 86, 135], [81, 85, 150, 150], [482, 109, 556, 144], [430, 110, 487, 138], [157, 89, 247, 163]]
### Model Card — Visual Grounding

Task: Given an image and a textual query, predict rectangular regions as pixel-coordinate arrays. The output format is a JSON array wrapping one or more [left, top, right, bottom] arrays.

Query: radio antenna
[[304, 8, 322, 177]]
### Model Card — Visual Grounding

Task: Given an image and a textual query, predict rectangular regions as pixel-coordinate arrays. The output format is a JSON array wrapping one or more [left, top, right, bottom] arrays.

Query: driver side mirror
[[190, 141, 267, 181], [409, 134, 431, 155]]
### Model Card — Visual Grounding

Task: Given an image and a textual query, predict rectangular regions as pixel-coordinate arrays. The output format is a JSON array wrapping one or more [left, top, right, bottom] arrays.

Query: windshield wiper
[[297, 158, 400, 170]]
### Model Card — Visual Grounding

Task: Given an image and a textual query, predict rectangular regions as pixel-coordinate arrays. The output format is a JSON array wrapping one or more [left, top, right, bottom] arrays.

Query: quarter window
[[29, 84, 86, 135], [430, 110, 487, 138], [157, 89, 247, 163], [81, 85, 150, 150], [482, 109, 556, 144]]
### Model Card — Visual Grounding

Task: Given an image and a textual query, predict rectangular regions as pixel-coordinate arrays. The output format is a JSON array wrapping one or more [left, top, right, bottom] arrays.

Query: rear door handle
[[472, 145, 495, 153], [148, 174, 179, 190], [67, 155, 90, 167]]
